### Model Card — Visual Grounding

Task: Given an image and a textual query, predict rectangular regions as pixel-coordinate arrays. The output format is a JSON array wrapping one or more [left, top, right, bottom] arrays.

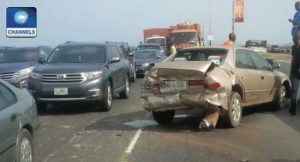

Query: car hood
[[0, 62, 36, 73], [135, 59, 156, 66], [33, 63, 105, 74]]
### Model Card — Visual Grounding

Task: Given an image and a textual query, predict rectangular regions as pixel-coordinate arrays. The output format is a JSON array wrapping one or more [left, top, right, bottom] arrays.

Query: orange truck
[[169, 21, 201, 49], [143, 21, 201, 50]]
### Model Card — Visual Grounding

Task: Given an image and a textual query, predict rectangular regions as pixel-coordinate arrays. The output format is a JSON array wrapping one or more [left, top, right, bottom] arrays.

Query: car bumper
[[141, 90, 229, 112], [28, 78, 105, 103]]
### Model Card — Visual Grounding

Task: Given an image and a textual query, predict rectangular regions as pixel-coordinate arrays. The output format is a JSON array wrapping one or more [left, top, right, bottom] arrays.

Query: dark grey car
[[28, 43, 131, 112], [134, 49, 166, 76], [0, 47, 52, 88], [0, 79, 39, 162]]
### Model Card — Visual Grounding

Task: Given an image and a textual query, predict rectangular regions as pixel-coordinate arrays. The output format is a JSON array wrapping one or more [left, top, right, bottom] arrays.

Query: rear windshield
[[173, 49, 228, 65], [137, 45, 160, 50], [0, 49, 39, 63], [135, 51, 157, 59], [47, 45, 106, 64]]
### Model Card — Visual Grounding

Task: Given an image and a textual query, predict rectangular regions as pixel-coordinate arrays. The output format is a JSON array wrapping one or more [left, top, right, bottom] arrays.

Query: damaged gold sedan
[[141, 47, 291, 128]]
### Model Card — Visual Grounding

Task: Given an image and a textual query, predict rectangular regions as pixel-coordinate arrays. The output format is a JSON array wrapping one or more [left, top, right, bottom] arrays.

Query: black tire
[[272, 85, 288, 110], [99, 81, 112, 111], [152, 110, 175, 125], [15, 129, 33, 162], [221, 92, 242, 128], [119, 76, 130, 99], [37, 103, 48, 113]]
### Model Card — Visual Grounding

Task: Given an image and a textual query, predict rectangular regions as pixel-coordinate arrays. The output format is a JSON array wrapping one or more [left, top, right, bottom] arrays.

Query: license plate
[[54, 88, 68, 96], [160, 81, 187, 93]]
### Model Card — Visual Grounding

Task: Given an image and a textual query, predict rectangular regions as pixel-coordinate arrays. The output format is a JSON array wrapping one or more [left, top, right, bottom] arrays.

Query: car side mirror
[[38, 57, 46, 64], [272, 61, 281, 69], [110, 57, 120, 64]]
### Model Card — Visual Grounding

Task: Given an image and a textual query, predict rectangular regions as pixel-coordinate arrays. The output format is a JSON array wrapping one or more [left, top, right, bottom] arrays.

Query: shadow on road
[[85, 104, 294, 133]]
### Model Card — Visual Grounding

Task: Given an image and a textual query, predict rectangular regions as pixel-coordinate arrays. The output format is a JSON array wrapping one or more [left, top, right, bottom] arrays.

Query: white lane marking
[[124, 129, 143, 154]]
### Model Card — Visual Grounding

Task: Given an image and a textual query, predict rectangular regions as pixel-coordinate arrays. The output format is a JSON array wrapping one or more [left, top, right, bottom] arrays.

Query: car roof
[[58, 42, 108, 48], [136, 49, 160, 52], [139, 43, 161, 46], [178, 46, 252, 51]]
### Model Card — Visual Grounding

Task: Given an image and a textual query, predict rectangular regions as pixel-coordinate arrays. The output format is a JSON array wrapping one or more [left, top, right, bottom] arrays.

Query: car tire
[[152, 110, 175, 125], [221, 92, 242, 128], [119, 76, 130, 99], [99, 81, 112, 111], [37, 103, 48, 113], [272, 85, 288, 110], [15, 129, 33, 162]]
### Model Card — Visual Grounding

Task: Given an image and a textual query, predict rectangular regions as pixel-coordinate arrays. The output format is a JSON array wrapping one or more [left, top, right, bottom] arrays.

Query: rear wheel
[[99, 81, 112, 111], [152, 110, 175, 125], [119, 76, 130, 99], [15, 129, 33, 162], [221, 92, 242, 128]]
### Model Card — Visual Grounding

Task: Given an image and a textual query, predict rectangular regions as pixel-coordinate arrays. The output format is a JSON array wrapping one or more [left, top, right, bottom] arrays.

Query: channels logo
[[6, 7, 37, 38]]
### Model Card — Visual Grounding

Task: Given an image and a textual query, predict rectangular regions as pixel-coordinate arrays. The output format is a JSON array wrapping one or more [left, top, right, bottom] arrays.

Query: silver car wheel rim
[[279, 88, 286, 109], [126, 78, 130, 95], [232, 97, 241, 123], [107, 85, 112, 107], [20, 137, 32, 162]]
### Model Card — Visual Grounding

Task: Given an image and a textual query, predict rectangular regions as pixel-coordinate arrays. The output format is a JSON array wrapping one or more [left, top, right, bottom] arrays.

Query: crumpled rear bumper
[[141, 90, 229, 112]]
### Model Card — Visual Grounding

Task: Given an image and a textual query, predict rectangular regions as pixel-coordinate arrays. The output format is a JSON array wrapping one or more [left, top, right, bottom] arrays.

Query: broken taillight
[[205, 82, 221, 90]]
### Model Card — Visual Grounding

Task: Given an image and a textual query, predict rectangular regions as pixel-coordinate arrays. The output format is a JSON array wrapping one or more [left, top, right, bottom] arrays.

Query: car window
[[173, 49, 227, 64], [47, 45, 106, 64], [249, 51, 270, 71], [40, 47, 52, 57], [110, 46, 121, 59], [0, 83, 17, 111], [235, 49, 256, 69], [0, 49, 40, 63]]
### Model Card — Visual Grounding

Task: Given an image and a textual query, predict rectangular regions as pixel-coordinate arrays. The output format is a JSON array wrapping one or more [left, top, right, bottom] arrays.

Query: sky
[[0, 0, 298, 47]]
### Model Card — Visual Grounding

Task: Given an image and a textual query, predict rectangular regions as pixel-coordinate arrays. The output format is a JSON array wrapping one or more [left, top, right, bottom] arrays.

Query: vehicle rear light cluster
[[205, 82, 221, 90]]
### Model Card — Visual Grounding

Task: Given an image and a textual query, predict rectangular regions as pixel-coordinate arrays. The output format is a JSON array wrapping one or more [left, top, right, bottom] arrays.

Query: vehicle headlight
[[18, 67, 34, 75], [83, 71, 103, 80], [30, 72, 41, 79], [142, 63, 150, 67]]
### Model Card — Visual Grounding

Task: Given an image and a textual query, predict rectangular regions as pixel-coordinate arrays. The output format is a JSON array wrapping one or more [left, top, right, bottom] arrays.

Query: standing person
[[170, 44, 177, 55], [289, 1, 300, 40], [223, 33, 236, 46], [290, 34, 300, 116]]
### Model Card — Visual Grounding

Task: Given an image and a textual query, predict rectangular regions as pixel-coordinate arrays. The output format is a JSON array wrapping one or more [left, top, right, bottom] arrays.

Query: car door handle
[[10, 113, 17, 122], [261, 76, 264, 80]]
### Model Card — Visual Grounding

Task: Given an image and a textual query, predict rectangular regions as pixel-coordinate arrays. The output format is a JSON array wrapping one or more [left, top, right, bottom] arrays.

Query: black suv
[[28, 43, 131, 111]]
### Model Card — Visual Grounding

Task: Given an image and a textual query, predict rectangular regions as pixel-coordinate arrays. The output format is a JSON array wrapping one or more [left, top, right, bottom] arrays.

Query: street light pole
[[232, 0, 235, 33]]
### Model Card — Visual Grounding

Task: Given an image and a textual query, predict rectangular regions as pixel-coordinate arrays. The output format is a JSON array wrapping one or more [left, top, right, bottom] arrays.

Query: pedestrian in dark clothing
[[290, 35, 300, 115]]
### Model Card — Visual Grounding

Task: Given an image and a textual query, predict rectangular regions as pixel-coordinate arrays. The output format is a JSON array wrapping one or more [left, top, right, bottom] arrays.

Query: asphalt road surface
[[34, 61, 300, 162]]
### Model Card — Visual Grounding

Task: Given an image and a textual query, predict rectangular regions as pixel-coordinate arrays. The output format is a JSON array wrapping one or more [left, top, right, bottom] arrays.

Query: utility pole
[[208, 0, 213, 46], [232, 0, 235, 33]]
